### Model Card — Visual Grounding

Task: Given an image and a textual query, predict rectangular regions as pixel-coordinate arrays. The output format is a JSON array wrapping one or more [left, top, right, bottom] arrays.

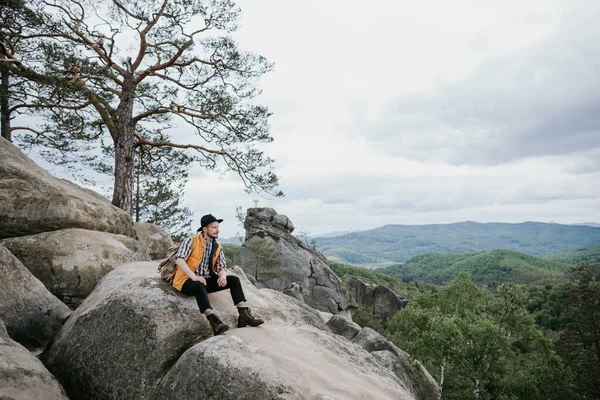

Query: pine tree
[[1, 0, 282, 213], [244, 238, 280, 284]]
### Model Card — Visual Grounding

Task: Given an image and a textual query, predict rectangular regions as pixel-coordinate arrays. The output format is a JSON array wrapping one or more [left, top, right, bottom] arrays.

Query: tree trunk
[[0, 66, 11, 142], [135, 155, 140, 222], [439, 361, 445, 392], [112, 78, 136, 213], [112, 125, 135, 213]]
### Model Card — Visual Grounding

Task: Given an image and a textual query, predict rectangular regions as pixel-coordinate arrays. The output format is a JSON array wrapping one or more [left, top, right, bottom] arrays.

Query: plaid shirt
[[176, 236, 226, 278]]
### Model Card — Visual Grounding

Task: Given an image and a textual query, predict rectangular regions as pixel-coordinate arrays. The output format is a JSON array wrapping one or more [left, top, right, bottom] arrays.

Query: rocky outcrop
[[349, 277, 408, 321], [0, 319, 69, 400], [352, 327, 441, 400], [326, 315, 440, 400], [154, 323, 411, 400], [43, 262, 426, 400], [326, 314, 362, 340], [0, 137, 135, 239], [0, 244, 71, 353], [2, 228, 150, 308], [43, 263, 325, 399], [281, 282, 306, 302], [238, 208, 355, 314], [133, 222, 174, 260]]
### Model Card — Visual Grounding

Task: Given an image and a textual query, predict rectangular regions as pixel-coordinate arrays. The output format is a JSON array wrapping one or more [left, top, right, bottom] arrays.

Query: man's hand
[[192, 275, 207, 285], [217, 275, 227, 287]]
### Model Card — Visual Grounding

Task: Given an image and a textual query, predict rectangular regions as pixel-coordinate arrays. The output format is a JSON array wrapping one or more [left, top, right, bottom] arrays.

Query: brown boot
[[207, 314, 229, 335], [238, 307, 264, 327]]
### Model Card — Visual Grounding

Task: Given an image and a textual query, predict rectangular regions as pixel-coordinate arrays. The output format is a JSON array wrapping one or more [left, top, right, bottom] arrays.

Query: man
[[172, 214, 264, 335]]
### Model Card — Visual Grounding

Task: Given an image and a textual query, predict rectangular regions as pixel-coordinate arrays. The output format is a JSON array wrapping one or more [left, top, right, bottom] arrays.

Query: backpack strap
[[209, 238, 219, 277]]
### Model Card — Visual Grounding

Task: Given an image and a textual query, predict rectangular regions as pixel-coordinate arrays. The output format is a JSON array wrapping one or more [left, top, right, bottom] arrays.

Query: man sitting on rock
[[172, 214, 263, 335]]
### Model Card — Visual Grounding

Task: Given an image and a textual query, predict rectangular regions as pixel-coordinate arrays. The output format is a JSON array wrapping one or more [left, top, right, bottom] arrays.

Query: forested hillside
[[542, 244, 600, 265], [378, 249, 570, 286], [328, 260, 426, 299], [315, 221, 600, 264]]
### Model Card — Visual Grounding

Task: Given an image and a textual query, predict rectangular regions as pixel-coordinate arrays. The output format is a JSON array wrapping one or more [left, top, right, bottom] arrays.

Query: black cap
[[197, 214, 223, 232]]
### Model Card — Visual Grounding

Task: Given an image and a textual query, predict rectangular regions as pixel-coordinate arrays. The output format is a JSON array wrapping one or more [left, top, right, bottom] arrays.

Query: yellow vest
[[172, 235, 222, 291]]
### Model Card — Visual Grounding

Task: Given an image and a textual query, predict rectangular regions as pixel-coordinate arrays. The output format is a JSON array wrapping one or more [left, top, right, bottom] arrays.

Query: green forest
[[333, 244, 600, 399], [226, 240, 600, 398], [543, 244, 600, 265], [379, 249, 571, 286]]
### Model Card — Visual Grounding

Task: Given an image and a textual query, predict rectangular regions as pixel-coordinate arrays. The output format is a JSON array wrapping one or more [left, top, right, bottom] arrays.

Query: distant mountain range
[[542, 243, 600, 265], [315, 221, 600, 265], [219, 236, 244, 245], [570, 222, 600, 228]]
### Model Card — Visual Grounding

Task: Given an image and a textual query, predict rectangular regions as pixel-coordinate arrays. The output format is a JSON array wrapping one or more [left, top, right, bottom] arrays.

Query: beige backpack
[[157, 237, 196, 283]]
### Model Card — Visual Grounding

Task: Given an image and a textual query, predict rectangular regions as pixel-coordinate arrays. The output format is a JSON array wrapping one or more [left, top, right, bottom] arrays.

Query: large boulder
[[2, 228, 151, 308], [43, 262, 328, 400], [154, 323, 413, 400], [0, 319, 69, 400], [0, 244, 71, 353], [0, 137, 135, 239], [353, 327, 441, 400], [349, 277, 408, 321], [43, 262, 424, 400], [134, 222, 174, 260], [327, 314, 362, 340], [238, 208, 356, 314]]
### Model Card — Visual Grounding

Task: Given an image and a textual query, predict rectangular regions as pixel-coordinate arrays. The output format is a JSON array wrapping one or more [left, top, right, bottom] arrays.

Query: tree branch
[[131, 0, 168, 70]]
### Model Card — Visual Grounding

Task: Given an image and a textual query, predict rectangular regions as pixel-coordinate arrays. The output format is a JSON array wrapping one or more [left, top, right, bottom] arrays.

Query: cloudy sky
[[26, 0, 600, 238], [178, 0, 599, 238]]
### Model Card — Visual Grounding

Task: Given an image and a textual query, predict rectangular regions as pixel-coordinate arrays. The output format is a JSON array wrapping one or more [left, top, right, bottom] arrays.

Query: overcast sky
[[26, 0, 600, 238], [177, 0, 599, 238]]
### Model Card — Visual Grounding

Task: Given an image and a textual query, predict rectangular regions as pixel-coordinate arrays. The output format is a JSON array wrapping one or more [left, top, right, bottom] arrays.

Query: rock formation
[[0, 320, 69, 400], [326, 314, 362, 340], [134, 221, 174, 259], [0, 137, 136, 239], [238, 208, 356, 314], [327, 318, 441, 400], [0, 244, 71, 353], [349, 277, 408, 321], [43, 262, 432, 400], [154, 323, 410, 400], [2, 228, 150, 308]]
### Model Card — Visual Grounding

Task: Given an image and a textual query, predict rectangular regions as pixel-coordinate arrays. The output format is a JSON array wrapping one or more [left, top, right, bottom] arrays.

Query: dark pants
[[181, 275, 247, 313]]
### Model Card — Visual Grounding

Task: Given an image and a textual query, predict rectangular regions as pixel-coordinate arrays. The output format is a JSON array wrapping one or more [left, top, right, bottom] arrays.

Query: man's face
[[204, 221, 219, 238]]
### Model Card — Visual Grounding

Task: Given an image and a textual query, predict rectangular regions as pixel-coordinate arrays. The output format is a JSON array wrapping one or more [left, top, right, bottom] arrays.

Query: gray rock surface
[[281, 282, 306, 302], [349, 277, 408, 321], [239, 208, 356, 314], [43, 262, 428, 400], [326, 314, 362, 340], [0, 137, 135, 239], [271, 213, 295, 233], [154, 323, 413, 400], [353, 327, 441, 400], [0, 320, 69, 400], [134, 221, 174, 259], [0, 244, 71, 353], [2, 228, 150, 308], [43, 263, 332, 400]]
